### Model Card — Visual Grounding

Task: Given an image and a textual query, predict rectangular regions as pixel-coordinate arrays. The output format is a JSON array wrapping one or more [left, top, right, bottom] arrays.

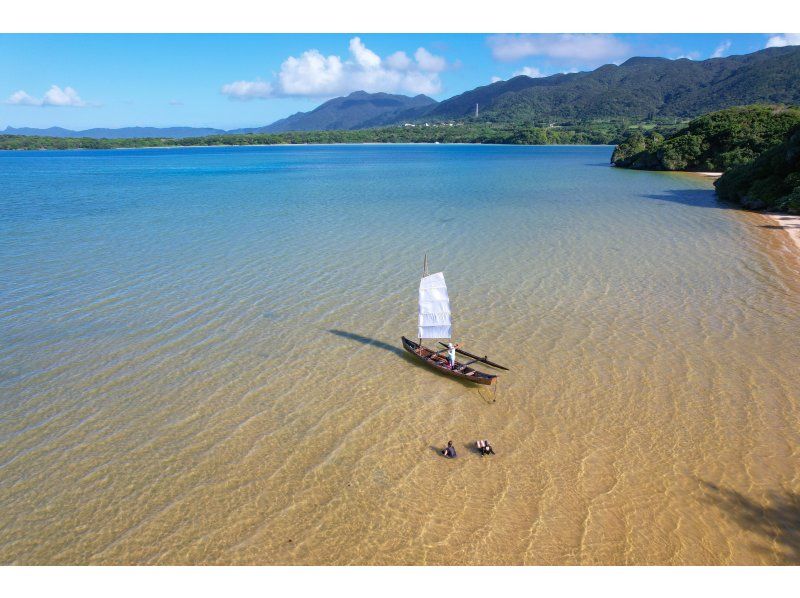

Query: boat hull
[[401, 336, 497, 385]]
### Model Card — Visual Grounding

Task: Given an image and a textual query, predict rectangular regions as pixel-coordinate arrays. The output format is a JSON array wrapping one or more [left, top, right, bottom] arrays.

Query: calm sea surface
[[1, 145, 799, 564]]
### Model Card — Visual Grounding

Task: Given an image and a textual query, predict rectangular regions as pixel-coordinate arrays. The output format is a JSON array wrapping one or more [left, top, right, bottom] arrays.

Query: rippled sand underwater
[[1, 145, 799, 565]]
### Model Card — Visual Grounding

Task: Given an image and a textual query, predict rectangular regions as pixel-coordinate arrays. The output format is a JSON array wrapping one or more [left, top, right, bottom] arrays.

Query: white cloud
[[711, 41, 732, 58], [766, 33, 800, 48], [349, 37, 381, 69], [675, 52, 701, 60], [386, 51, 411, 71], [220, 80, 274, 100], [221, 37, 449, 100], [414, 47, 446, 72], [5, 85, 89, 107], [513, 66, 544, 78], [487, 34, 630, 63], [42, 85, 86, 107], [6, 90, 41, 106], [168, 99, 184, 106], [490, 76, 502, 83], [277, 50, 345, 96]]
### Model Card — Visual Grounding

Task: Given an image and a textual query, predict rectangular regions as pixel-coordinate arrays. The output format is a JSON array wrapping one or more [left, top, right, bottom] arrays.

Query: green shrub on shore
[[715, 126, 800, 213], [612, 105, 800, 171]]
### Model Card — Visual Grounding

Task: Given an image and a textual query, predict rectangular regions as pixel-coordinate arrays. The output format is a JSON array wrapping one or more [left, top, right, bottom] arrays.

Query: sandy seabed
[[2, 147, 799, 565]]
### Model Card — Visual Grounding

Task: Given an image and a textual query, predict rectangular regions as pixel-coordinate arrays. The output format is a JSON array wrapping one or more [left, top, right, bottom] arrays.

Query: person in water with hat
[[441, 440, 457, 458]]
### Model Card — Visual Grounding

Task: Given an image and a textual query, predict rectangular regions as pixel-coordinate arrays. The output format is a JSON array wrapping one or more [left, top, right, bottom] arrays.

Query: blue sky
[[0, 33, 795, 130]]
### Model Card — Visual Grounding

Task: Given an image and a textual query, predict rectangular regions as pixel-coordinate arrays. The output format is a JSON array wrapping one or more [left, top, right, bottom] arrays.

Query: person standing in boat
[[447, 343, 456, 369]]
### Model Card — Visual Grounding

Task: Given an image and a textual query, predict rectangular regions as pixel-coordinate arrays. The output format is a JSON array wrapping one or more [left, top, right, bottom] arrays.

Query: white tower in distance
[[475, 103, 479, 118]]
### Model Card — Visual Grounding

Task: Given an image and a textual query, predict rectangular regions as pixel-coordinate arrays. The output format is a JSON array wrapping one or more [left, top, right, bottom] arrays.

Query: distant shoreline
[[0, 142, 617, 152]]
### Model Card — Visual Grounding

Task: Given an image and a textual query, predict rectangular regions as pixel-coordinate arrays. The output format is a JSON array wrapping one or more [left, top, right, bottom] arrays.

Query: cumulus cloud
[[6, 85, 89, 107], [414, 47, 446, 72], [42, 85, 86, 106], [6, 90, 41, 106], [766, 33, 800, 48], [349, 37, 381, 69], [221, 80, 274, 100], [487, 34, 631, 63], [675, 52, 701, 60], [711, 40, 732, 58], [513, 66, 544, 78], [221, 37, 449, 100], [490, 76, 502, 83], [386, 51, 412, 71], [277, 50, 345, 96]]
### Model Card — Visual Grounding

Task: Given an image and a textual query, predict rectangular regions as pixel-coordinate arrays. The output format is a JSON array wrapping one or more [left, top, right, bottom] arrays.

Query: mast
[[420, 253, 428, 344]]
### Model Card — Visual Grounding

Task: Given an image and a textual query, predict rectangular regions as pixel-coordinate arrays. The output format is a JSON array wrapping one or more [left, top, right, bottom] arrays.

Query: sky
[[1, 33, 797, 131]]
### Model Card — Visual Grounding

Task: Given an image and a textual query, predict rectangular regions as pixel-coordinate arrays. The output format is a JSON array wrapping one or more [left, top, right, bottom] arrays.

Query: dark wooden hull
[[401, 336, 497, 385]]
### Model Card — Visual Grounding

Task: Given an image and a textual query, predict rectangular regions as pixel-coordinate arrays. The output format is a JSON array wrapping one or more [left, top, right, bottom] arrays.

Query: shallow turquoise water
[[1, 145, 799, 564]]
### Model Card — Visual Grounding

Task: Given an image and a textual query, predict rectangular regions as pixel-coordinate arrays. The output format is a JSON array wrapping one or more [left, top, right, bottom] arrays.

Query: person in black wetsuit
[[481, 441, 495, 456], [441, 440, 457, 458]]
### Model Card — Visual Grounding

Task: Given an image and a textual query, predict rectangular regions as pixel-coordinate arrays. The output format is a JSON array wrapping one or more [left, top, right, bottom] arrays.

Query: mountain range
[[1, 126, 227, 139], [430, 46, 800, 122], [236, 91, 438, 133], [4, 46, 800, 138]]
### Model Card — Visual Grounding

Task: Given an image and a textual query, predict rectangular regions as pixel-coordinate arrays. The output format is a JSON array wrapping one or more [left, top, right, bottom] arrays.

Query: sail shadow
[[327, 329, 406, 357]]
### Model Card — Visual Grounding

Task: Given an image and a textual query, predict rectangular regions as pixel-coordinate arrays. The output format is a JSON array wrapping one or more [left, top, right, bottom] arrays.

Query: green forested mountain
[[426, 46, 800, 123], [715, 126, 800, 213], [611, 105, 800, 171], [241, 91, 438, 133]]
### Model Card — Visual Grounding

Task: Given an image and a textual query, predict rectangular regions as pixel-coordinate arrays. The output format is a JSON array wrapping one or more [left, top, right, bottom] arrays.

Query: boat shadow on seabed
[[327, 329, 496, 402]]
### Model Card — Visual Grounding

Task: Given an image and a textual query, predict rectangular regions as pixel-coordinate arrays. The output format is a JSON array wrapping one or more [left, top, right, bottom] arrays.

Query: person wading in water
[[441, 440, 457, 458]]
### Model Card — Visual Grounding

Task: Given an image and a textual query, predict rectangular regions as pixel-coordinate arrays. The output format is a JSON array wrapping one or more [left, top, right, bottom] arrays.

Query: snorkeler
[[476, 439, 495, 455]]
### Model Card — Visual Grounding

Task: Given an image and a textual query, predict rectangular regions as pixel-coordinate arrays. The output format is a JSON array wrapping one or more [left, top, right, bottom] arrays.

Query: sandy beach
[[764, 212, 800, 254]]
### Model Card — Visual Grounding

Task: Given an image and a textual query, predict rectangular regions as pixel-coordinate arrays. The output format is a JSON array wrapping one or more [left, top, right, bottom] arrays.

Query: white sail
[[418, 272, 451, 339]]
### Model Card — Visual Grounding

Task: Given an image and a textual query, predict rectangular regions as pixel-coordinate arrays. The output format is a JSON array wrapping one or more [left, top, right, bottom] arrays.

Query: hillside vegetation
[[254, 91, 437, 133], [715, 126, 800, 213], [611, 105, 800, 171], [427, 46, 800, 123]]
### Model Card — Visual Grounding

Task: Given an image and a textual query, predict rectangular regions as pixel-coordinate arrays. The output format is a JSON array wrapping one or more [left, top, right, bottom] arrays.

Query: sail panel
[[418, 272, 452, 339]]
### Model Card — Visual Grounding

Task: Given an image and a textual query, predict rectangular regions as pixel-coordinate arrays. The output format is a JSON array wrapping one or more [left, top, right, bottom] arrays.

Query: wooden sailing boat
[[401, 255, 507, 385]]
